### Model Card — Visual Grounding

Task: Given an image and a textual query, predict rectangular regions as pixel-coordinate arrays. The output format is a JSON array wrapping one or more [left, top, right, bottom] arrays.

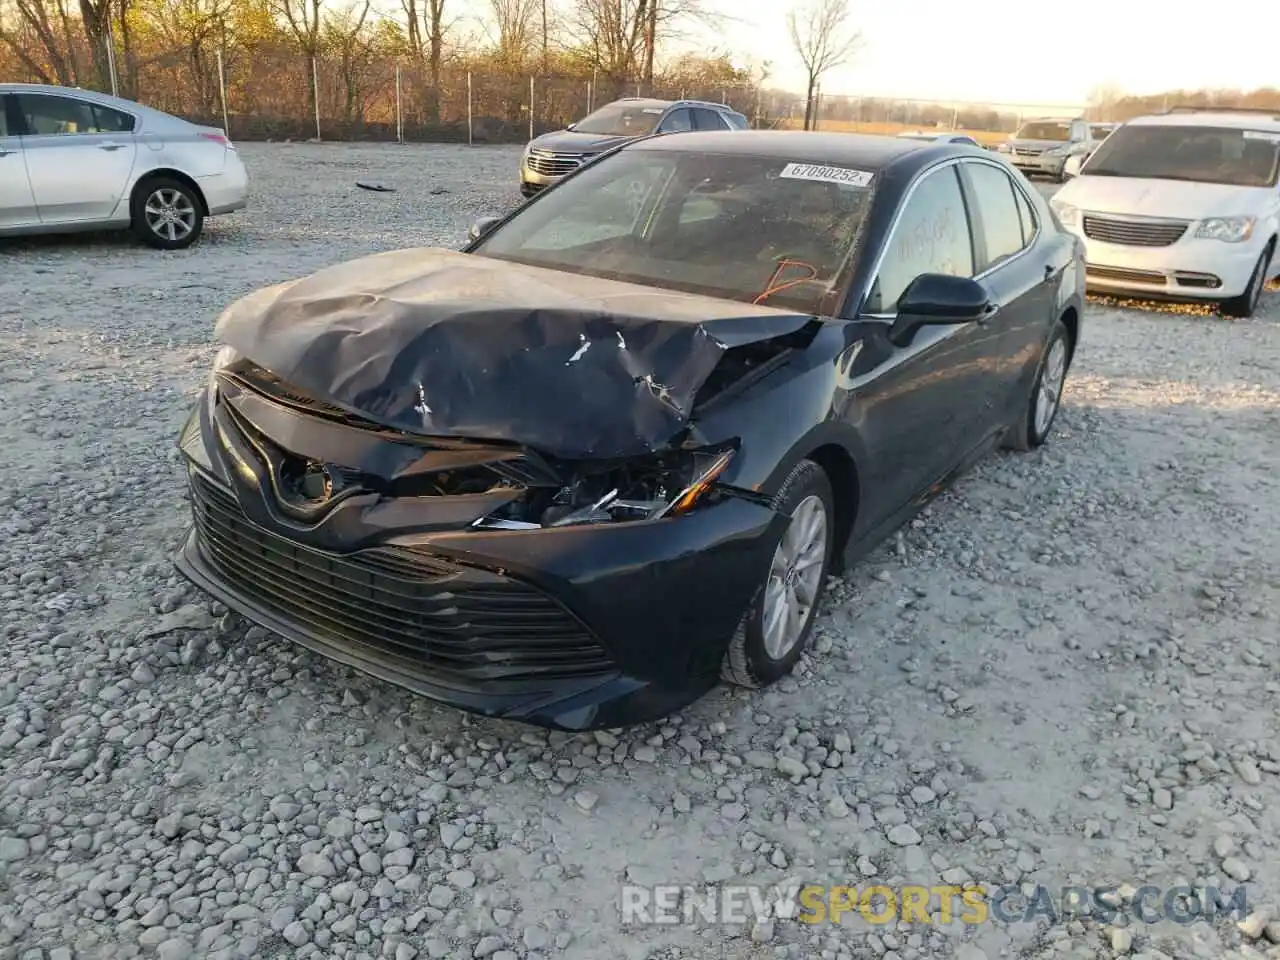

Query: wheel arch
[[759, 423, 865, 577], [131, 168, 209, 216]]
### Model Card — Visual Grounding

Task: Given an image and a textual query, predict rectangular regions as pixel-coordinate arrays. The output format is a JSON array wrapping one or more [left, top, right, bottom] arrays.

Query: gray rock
[[886, 824, 922, 846]]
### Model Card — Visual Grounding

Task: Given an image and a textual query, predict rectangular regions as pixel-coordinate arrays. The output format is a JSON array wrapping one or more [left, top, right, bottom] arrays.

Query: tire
[[1221, 243, 1273, 319], [721, 459, 835, 689], [1005, 317, 1072, 452], [131, 177, 204, 250]]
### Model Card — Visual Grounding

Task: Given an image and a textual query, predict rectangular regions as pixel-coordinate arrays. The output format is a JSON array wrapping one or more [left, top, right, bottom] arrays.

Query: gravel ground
[[1, 142, 1279, 960]]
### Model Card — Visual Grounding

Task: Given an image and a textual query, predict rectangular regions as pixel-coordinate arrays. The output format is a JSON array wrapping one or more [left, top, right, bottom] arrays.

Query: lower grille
[[1083, 214, 1188, 247], [526, 151, 582, 177], [188, 473, 614, 685], [1087, 265, 1167, 285]]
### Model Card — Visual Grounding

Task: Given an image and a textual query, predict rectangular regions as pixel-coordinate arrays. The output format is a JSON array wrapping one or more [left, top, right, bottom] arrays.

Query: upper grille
[[188, 473, 614, 686], [1012, 147, 1043, 157], [1083, 214, 1189, 247], [526, 150, 583, 177]]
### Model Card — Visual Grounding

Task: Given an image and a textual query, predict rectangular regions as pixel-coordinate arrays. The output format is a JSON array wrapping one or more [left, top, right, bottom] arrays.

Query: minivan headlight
[[1050, 200, 1080, 227], [1195, 216, 1255, 243]]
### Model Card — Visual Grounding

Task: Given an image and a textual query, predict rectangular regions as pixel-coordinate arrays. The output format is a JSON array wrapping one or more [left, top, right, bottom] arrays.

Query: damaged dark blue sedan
[[174, 130, 1085, 730]]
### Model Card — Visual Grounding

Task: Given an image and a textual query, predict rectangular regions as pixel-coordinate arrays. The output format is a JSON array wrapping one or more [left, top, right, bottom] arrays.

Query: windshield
[[572, 102, 664, 137], [1084, 125, 1280, 187], [472, 149, 875, 313], [1015, 121, 1072, 141]]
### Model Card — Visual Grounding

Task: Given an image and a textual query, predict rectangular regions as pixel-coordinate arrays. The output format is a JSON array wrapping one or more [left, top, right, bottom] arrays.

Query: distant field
[[778, 118, 1009, 146]]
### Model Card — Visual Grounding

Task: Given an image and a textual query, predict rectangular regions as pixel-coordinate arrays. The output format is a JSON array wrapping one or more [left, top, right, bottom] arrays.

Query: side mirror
[[467, 216, 502, 243], [566, 122, 577, 131], [887, 274, 993, 347]]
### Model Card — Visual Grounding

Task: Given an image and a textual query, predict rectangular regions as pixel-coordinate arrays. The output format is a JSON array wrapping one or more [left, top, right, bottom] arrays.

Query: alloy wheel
[[761, 494, 829, 660], [145, 188, 197, 244], [1034, 337, 1067, 438]]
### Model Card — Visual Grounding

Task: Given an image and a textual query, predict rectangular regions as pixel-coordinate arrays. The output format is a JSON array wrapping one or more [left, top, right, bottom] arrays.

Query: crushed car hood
[[213, 248, 817, 461]]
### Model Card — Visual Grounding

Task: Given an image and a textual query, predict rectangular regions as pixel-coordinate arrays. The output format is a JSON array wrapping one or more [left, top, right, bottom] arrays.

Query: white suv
[[1050, 107, 1279, 317]]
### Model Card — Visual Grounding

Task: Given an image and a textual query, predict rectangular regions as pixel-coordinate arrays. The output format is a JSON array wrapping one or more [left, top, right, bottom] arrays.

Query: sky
[[678, 0, 1280, 107]]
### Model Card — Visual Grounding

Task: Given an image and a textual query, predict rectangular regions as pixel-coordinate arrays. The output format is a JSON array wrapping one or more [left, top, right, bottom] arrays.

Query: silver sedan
[[1, 83, 249, 250]]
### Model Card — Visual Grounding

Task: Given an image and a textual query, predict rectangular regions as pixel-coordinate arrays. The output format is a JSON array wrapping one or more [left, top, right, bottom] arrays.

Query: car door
[[13, 93, 139, 224], [0, 94, 40, 228], [657, 109, 693, 134], [957, 159, 1058, 415], [844, 162, 1005, 525], [691, 108, 729, 131]]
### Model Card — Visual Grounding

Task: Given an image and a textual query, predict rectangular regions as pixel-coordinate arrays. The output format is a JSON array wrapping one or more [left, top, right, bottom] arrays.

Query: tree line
[[1, 0, 1275, 142], [0, 0, 771, 139]]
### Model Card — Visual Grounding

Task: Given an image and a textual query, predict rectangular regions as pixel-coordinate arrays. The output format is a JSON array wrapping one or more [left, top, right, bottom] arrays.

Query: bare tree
[[0, 0, 84, 85], [270, 0, 324, 125], [571, 0, 717, 89], [487, 0, 537, 65], [786, 0, 860, 131], [322, 0, 373, 124], [421, 0, 448, 123]]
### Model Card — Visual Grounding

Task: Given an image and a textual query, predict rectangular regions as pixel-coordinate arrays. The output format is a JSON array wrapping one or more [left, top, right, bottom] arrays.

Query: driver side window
[[658, 109, 693, 133], [865, 166, 975, 314]]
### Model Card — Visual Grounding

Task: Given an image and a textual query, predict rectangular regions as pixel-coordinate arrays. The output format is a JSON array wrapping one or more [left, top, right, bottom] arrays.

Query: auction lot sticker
[[779, 162, 875, 188]]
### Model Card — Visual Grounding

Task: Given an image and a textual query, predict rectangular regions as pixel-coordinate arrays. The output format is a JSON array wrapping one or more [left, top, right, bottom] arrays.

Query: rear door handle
[[98, 142, 124, 151], [0, 148, 12, 157]]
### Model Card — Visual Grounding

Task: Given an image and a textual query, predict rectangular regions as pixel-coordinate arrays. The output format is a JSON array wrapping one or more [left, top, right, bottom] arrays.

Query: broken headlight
[[474, 445, 738, 530]]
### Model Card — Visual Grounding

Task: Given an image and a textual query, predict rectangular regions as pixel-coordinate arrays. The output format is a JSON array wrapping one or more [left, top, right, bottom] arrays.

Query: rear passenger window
[[964, 162, 1026, 270], [92, 104, 135, 133], [866, 166, 974, 314]]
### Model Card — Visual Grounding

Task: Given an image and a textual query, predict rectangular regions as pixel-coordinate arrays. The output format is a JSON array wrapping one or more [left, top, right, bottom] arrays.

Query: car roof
[[628, 129, 973, 169], [0, 81, 181, 123], [610, 97, 740, 114], [1127, 111, 1280, 132]]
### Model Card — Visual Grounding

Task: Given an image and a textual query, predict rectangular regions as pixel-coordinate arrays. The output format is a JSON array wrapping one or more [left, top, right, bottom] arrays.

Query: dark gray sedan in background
[[519, 97, 749, 196]]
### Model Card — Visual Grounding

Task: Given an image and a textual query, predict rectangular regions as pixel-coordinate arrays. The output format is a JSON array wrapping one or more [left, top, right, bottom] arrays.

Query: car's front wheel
[[1004, 317, 1072, 451], [1221, 242, 1273, 319], [131, 177, 205, 250], [722, 459, 835, 689]]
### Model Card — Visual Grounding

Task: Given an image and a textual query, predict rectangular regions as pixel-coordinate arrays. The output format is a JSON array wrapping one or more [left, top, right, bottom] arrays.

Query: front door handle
[[98, 142, 124, 151], [0, 148, 11, 157]]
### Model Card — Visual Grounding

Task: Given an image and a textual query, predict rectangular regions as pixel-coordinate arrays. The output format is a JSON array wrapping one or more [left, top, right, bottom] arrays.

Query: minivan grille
[[1083, 214, 1189, 247]]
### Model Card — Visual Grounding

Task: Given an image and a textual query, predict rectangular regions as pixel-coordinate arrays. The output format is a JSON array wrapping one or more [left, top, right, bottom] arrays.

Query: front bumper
[[173, 403, 785, 729], [1069, 226, 1263, 300], [1009, 153, 1069, 178]]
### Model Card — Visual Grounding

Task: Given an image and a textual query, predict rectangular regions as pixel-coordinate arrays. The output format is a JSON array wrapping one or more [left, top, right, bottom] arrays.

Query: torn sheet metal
[[213, 248, 817, 460]]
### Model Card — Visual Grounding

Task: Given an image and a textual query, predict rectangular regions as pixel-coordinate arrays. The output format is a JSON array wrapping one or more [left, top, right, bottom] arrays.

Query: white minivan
[[1050, 107, 1280, 317]]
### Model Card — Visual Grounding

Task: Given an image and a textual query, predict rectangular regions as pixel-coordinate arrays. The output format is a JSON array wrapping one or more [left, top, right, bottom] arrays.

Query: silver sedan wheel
[[1034, 337, 1068, 438], [761, 494, 828, 660], [144, 188, 197, 243]]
